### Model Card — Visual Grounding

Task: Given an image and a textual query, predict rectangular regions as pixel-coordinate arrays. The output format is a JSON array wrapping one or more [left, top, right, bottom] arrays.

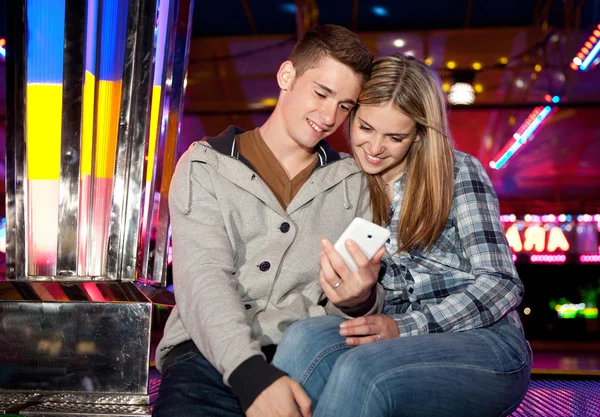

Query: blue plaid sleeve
[[392, 154, 524, 336]]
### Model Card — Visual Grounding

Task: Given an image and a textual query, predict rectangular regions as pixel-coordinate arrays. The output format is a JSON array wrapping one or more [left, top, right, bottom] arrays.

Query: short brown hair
[[289, 24, 372, 84]]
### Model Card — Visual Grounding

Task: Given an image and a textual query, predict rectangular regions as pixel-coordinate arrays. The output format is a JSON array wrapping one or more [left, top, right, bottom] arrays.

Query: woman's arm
[[388, 155, 523, 336]]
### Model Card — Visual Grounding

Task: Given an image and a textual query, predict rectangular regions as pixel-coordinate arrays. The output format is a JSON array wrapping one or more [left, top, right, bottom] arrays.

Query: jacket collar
[[203, 125, 342, 170]]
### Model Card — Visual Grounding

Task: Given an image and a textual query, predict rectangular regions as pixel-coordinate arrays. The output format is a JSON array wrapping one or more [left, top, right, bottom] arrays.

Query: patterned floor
[[148, 375, 600, 417]]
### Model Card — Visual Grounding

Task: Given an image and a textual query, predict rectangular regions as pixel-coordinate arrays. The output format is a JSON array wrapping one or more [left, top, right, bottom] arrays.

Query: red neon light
[[580, 254, 600, 263], [570, 62, 578, 70], [594, 30, 600, 37], [530, 254, 566, 263], [590, 36, 598, 43], [585, 41, 593, 49]]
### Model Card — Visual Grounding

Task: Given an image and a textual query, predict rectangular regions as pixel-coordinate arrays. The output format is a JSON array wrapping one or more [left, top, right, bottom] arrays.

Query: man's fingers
[[340, 323, 374, 337], [290, 380, 312, 417], [371, 245, 386, 265], [345, 335, 381, 346], [319, 251, 343, 289], [344, 240, 370, 270], [321, 239, 352, 276], [319, 271, 340, 304]]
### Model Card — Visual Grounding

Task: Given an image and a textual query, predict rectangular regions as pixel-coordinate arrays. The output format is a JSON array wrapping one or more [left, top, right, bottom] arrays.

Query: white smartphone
[[333, 217, 391, 272]]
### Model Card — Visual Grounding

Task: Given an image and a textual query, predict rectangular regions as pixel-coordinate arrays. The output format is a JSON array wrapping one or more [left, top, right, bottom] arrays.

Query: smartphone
[[333, 217, 391, 272]]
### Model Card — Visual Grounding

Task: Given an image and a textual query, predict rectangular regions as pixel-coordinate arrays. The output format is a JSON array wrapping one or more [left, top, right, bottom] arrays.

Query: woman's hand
[[339, 314, 400, 345], [318, 238, 385, 308]]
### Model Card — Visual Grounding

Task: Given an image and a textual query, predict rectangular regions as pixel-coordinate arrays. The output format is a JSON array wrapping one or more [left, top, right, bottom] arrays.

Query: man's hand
[[339, 314, 400, 345], [246, 376, 312, 417], [318, 238, 385, 308]]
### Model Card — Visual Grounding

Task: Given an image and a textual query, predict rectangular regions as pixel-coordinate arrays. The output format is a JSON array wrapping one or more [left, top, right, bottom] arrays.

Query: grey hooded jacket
[[155, 126, 383, 407]]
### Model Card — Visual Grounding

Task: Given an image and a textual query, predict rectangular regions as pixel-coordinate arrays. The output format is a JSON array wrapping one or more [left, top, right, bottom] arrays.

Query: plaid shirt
[[382, 151, 524, 336]]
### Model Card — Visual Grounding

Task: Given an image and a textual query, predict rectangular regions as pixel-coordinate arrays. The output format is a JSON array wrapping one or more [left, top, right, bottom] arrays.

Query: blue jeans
[[273, 315, 532, 417], [152, 342, 244, 417]]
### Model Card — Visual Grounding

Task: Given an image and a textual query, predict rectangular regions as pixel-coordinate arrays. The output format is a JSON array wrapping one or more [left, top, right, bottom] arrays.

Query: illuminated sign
[[501, 214, 600, 263]]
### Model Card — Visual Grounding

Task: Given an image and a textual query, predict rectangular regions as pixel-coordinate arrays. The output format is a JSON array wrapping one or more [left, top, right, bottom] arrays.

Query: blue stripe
[[98, 0, 129, 81], [154, 0, 170, 86], [85, 0, 98, 75], [27, 0, 65, 84]]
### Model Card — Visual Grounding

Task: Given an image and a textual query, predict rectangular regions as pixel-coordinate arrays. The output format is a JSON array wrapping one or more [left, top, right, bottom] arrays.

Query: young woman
[[272, 54, 531, 417]]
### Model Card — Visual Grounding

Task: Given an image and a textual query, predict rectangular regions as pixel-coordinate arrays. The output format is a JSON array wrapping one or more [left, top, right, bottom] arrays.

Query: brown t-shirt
[[237, 128, 317, 209]]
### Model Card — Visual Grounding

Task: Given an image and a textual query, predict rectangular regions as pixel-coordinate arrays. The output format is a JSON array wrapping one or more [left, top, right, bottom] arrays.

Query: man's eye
[[315, 91, 326, 98], [359, 125, 371, 131]]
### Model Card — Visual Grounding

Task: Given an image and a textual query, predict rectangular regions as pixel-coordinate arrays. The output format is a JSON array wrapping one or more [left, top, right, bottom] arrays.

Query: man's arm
[[169, 151, 285, 410]]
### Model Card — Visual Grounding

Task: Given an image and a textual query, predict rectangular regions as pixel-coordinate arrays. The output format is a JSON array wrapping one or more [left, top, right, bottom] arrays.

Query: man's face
[[278, 56, 363, 151]]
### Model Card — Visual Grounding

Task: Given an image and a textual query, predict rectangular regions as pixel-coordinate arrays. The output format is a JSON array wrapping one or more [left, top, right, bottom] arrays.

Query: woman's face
[[351, 103, 420, 183]]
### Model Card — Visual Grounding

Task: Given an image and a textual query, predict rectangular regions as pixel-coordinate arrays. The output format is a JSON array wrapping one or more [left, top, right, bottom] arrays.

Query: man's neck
[[259, 116, 318, 179]]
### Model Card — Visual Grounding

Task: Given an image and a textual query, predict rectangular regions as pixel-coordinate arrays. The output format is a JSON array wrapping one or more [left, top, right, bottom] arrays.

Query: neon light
[[555, 303, 598, 319], [506, 225, 523, 252], [580, 254, 600, 263], [580, 40, 600, 70], [547, 227, 570, 252], [530, 254, 566, 263], [572, 25, 600, 71], [0, 45, 5, 59], [490, 106, 555, 169], [523, 226, 546, 252]]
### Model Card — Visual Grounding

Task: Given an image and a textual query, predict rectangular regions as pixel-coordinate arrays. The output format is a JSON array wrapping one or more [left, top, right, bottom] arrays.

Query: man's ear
[[277, 60, 295, 90]]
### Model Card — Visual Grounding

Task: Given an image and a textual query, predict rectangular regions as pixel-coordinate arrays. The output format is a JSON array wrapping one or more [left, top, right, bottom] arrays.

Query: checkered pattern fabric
[[381, 151, 524, 336]]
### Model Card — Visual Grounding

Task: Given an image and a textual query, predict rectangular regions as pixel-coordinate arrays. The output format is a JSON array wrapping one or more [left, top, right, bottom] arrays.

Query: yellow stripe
[[27, 84, 62, 180], [146, 85, 162, 183], [95, 79, 122, 178], [81, 71, 95, 176]]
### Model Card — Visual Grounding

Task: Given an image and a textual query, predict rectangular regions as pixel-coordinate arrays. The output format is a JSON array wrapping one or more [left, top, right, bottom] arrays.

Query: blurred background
[[0, 0, 599, 414]]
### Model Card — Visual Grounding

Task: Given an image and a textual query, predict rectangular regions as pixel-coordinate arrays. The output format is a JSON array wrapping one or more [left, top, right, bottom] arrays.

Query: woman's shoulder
[[452, 150, 489, 178]]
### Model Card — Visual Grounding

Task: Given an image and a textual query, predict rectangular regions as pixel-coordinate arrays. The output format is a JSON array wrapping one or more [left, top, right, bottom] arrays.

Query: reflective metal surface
[[57, 0, 87, 277], [4, 0, 27, 280], [20, 402, 150, 416], [106, 0, 157, 282], [146, 0, 194, 286], [0, 282, 151, 395]]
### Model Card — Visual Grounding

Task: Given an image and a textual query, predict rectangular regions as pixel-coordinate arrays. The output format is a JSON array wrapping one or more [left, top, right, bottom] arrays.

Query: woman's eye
[[315, 91, 326, 98], [359, 125, 371, 132]]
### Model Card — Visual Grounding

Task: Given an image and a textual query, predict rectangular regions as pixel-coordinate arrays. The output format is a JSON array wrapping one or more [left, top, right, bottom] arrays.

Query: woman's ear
[[277, 61, 295, 90]]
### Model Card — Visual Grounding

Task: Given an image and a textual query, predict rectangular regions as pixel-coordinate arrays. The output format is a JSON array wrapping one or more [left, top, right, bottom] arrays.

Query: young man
[[153, 25, 380, 417]]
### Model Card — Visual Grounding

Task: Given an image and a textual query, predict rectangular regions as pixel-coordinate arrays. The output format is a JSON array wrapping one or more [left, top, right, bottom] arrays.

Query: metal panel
[[4, 0, 28, 280], [150, 0, 195, 286], [0, 282, 151, 395], [106, 0, 157, 281], [57, 0, 87, 277]]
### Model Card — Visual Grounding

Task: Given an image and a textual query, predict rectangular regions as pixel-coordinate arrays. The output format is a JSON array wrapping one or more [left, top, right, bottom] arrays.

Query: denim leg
[[314, 319, 532, 417], [272, 315, 351, 407], [152, 348, 244, 417]]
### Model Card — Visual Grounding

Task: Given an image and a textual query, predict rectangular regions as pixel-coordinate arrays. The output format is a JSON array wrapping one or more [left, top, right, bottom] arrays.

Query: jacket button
[[244, 304, 252, 310], [258, 261, 271, 272], [279, 222, 290, 233]]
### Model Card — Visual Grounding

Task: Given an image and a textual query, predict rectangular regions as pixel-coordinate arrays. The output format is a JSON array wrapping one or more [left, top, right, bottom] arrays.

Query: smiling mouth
[[307, 118, 326, 133], [363, 149, 384, 163]]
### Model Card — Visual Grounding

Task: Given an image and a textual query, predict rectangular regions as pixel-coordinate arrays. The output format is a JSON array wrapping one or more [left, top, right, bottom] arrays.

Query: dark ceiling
[[191, 0, 600, 37]]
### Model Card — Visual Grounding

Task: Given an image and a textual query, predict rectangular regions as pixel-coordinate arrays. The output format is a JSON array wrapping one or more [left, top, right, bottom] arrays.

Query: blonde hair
[[351, 54, 455, 252]]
